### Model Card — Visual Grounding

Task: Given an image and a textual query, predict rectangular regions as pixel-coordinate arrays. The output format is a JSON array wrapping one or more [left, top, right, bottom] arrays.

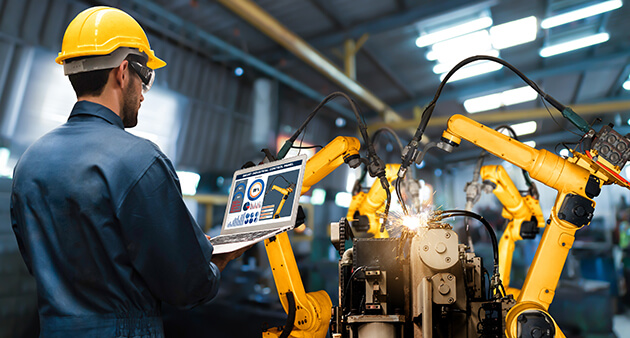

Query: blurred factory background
[[2, 0, 630, 337]]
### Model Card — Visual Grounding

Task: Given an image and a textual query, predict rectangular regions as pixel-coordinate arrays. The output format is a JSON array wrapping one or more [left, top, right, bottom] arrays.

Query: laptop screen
[[220, 155, 307, 235]]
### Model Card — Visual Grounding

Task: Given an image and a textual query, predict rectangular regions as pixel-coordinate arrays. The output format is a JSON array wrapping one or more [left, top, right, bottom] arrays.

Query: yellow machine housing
[[263, 136, 362, 338], [480, 165, 545, 297], [346, 163, 400, 238], [441, 114, 623, 338]]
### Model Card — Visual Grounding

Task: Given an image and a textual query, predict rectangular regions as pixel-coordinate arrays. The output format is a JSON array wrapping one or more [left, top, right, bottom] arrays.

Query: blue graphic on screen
[[225, 159, 303, 229]]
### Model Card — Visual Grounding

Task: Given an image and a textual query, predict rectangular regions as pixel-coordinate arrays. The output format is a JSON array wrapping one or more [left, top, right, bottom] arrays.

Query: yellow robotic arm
[[480, 164, 545, 297], [346, 163, 400, 238], [269, 184, 295, 219], [442, 114, 622, 338], [263, 136, 362, 338]]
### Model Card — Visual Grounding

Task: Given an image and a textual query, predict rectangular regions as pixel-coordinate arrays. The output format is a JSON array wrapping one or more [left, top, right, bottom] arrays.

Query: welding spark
[[386, 208, 437, 235]]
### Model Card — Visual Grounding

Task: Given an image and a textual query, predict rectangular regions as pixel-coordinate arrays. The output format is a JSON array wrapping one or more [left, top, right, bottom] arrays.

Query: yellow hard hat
[[55, 6, 166, 70]]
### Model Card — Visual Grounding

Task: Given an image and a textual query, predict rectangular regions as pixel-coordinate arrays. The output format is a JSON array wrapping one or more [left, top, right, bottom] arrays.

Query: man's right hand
[[210, 245, 251, 272]]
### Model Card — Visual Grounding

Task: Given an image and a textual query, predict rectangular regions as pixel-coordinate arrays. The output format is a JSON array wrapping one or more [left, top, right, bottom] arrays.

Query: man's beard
[[121, 79, 139, 128]]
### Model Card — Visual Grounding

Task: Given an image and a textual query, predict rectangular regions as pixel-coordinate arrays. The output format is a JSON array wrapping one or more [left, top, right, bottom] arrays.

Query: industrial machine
[[480, 164, 545, 297], [261, 56, 630, 337], [262, 92, 392, 338]]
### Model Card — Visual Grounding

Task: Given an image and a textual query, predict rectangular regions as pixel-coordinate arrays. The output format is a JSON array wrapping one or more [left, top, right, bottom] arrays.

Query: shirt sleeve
[[116, 156, 220, 309], [10, 195, 33, 275]]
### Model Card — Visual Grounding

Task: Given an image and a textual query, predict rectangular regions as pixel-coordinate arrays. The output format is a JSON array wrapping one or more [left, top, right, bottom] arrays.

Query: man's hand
[[206, 235, 252, 271], [210, 246, 250, 271]]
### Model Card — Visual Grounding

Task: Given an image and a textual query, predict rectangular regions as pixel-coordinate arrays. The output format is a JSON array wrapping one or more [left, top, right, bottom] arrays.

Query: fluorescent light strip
[[311, 188, 326, 205], [177, 171, 201, 196], [539, 32, 609, 57], [441, 61, 502, 82], [501, 86, 538, 105], [334, 192, 352, 208], [432, 49, 499, 74], [490, 16, 538, 49], [541, 0, 623, 29], [428, 30, 492, 59], [416, 16, 493, 48], [510, 121, 537, 136], [523, 140, 537, 148], [464, 93, 502, 113], [464, 86, 537, 113]]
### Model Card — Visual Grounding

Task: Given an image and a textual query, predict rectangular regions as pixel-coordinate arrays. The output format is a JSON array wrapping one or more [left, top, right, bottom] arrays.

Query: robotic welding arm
[[263, 136, 362, 338], [480, 164, 545, 297], [441, 114, 630, 338], [269, 184, 295, 219], [346, 163, 400, 238]]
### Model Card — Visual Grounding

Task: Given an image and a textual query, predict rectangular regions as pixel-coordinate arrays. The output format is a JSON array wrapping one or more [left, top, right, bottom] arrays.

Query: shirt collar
[[68, 101, 124, 129]]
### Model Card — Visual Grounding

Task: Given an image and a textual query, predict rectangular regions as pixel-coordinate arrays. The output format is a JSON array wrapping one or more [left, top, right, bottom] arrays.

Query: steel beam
[[370, 99, 630, 132], [217, 0, 403, 122], [92, 0, 356, 120], [307, 0, 497, 49]]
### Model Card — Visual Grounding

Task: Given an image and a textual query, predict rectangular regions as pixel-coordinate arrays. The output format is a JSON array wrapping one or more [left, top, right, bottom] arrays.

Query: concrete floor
[[614, 311, 630, 337]]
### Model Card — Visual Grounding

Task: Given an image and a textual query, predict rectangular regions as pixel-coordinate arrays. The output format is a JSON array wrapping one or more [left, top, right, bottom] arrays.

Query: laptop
[[210, 155, 307, 254]]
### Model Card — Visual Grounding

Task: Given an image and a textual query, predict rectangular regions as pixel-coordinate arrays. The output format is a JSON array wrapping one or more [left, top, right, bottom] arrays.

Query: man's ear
[[114, 60, 129, 88]]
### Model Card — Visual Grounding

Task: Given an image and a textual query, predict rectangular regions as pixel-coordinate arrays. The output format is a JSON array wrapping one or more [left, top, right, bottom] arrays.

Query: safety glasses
[[128, 61, 154, 94]]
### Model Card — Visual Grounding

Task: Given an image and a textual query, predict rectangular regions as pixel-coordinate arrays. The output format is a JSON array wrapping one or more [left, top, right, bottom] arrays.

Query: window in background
[[11, 49, 186, 166]]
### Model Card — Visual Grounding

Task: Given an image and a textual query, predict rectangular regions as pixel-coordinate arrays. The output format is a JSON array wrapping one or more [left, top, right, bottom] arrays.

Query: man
[[10, 6, 246, 337]]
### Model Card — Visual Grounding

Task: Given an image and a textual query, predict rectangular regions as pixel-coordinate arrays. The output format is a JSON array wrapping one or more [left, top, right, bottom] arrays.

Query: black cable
[[495, 125, 518, 139], [342, 266, 366, 310], [291, 145, 323, 149], [277, 91, 391, 220], [539, 96, 582, 137], [399, 55, 574, 177], [279, 292, 296, 338], [371, 127, 404, 156], [438, 210, 499, 273], [493, 125, 537, 194]]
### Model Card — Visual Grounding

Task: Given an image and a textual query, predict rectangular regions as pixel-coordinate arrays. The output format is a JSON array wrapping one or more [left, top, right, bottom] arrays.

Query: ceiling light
[[501, 86, 538, 105], [177, 171, 201, 196], [510, 121, 537, 136], [623, 80, 630, 90], [541, 0, 623, 29], [427, 30, 493, 61], [539, 32, 609, 57], [441, 61, 503, 82], [416, 16, 493, 48], [334, 192, 352, 208], [523, 140, 537, 148], [335, 117, 346, 127], [490, 16, 538, 49], [311, 188, 326, 205], [431, 49, 500, 74], [464, 93, 503, 113], [464, 86, 538, 113]]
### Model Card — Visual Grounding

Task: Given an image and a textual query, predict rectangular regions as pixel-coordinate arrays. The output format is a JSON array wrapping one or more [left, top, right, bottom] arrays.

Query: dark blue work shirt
[[11, 101, 220, 337]]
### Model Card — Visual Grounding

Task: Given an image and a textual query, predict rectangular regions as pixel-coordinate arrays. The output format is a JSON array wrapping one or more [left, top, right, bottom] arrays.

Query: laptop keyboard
[[210, 229, 281, 245]]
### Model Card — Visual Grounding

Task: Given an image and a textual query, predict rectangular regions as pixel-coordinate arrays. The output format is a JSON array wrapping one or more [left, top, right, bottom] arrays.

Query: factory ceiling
[[92, 0, 630, 163]]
